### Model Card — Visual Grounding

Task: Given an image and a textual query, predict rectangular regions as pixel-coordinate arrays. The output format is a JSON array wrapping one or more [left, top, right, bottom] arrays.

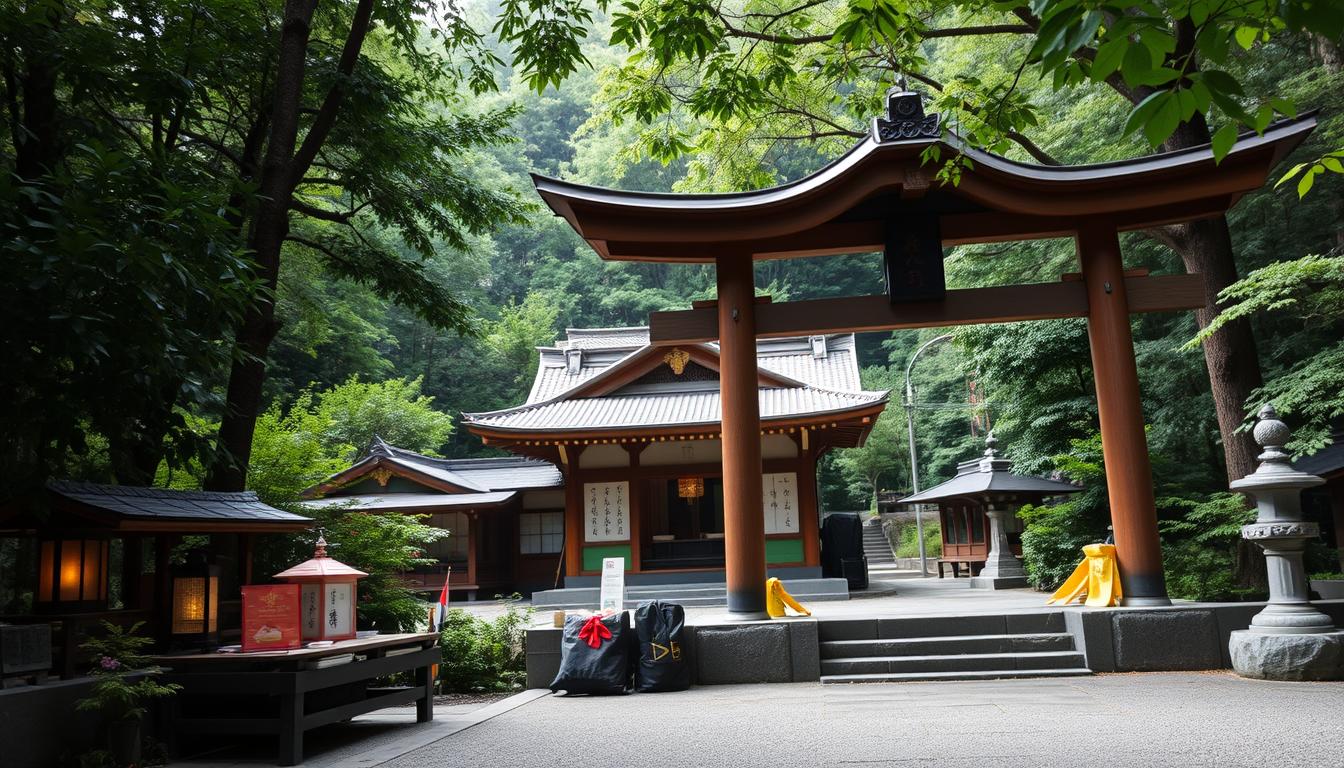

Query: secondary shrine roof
[[465, 328, 887, 437], [900, 435, 1081, 504], [306, 438, 564, 498], [530, 90, 1316, 261]]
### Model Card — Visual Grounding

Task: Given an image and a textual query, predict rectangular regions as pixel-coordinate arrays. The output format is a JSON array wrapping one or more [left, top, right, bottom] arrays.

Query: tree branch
[[290, 198, 356, 223], [905, 72, 1060, 165], [287, 0, 375, 190]]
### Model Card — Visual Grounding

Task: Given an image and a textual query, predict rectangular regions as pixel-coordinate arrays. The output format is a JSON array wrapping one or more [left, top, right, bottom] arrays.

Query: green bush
[[438, 598, 531, 692], [892, 519, 941, 559]]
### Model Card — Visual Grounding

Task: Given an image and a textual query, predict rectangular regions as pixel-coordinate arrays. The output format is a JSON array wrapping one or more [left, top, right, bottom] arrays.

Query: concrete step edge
[[820, 668, 1094, 684], [822, 633, 1071, 646], [821, 650, 1084, 664]]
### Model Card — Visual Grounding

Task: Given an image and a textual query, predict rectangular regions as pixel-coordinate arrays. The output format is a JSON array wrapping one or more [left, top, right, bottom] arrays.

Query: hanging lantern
[[35, 534, 108, 611], [677, 477, 705, 501], [171, 550, 220, 648], [274, 536, 367, 642]]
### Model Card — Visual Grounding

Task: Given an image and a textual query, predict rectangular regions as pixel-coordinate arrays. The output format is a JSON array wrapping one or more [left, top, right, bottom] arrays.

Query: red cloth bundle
[[578, 615, 612, 648]]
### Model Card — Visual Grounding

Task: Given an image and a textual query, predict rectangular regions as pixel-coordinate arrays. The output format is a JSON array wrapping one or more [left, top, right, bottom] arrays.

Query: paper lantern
[[171, 550, 219, 648], [35, 534, 108, 611], [677, 477, 705, 501], [274, 536, 367, 642]]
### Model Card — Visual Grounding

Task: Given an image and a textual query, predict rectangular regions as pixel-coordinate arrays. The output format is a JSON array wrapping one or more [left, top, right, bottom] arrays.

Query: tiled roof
[[526, 329, 865, 405], [900, 440, 1080, 504], [467, 386, 886, 433], [556, 326, 650, 350], [299, 491, 517, 511], [49, 481, 312, 525]]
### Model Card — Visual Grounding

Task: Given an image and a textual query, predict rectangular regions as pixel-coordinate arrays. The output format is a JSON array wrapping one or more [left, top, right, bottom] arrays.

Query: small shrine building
[[302, 327, 887, 595]]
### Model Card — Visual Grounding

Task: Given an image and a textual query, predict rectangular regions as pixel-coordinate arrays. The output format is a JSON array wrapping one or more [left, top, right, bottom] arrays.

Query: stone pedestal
[[1229, 630, 1344, 681], [1227, 405, 1340, 680], [970, 504, 1028, 590]]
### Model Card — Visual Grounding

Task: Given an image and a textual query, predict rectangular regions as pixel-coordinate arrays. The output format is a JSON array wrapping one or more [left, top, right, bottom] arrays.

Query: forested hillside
[[4, 0, 1341, 599]]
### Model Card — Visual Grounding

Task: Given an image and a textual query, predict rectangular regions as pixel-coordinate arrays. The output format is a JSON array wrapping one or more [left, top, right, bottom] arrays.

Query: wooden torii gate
[[531, 91, 1316, 617]]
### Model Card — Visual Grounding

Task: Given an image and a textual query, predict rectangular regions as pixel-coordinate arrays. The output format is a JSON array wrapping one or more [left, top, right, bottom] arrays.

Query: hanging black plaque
[[884, 214, 945, 303]]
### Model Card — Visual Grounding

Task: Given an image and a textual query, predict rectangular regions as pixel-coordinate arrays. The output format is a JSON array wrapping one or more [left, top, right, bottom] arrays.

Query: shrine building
[[301, 326, 887, 596]]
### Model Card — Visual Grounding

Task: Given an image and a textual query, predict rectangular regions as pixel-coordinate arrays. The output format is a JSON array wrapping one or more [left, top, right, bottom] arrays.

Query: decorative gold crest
[[663, 347, 690, 375], [370, 467, 394, 487]]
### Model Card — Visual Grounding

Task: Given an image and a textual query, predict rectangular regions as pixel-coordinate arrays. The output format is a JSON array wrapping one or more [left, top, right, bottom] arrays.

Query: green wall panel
[[582, 544, 633, 572], [766, 538, 804, 564]]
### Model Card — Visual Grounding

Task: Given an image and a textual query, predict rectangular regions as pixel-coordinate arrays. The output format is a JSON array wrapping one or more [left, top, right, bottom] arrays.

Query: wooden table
[[153, 632, 439, 766]]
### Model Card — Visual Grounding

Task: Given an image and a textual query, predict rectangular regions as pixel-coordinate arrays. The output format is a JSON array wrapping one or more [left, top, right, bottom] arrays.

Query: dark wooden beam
[[649, 273, 1205, 344]]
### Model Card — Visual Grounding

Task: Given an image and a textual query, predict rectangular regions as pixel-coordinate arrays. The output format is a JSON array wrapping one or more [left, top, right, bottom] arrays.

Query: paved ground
[[376, 673, 1344, 768]]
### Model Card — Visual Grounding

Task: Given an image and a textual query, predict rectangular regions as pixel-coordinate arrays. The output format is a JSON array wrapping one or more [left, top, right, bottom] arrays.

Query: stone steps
[[817, 612, 1091, 684], [531, 578, 851, 610]]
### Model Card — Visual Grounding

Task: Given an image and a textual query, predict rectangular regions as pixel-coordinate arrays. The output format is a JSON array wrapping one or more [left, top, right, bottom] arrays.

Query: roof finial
[[983, 430, 998, 457], [1251, 403, 1291, 465], [314, 533, 329, 558]]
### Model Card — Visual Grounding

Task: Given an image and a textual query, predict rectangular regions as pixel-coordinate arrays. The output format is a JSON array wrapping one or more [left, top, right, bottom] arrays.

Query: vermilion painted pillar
[[1077, 223, 1170, 606], [717, 254, 768, 617]]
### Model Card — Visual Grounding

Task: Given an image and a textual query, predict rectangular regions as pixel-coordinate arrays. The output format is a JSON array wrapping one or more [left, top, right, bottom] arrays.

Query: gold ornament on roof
[[370, 467, 394, 487], [664, 347, 691, 375]]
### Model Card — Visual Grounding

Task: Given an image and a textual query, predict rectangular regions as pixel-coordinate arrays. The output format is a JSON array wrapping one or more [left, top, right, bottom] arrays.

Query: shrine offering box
[[242, 584, 302, 652]]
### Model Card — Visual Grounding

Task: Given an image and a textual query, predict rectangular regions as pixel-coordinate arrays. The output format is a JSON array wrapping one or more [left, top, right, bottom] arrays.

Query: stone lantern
[[1228, 405, 1343, 680], [274, 536, 368, 642]]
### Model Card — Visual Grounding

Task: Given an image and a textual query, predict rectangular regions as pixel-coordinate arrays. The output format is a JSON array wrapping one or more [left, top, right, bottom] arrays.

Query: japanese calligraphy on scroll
[[583, 481, 630, 542], [763, 472, 799, 534]]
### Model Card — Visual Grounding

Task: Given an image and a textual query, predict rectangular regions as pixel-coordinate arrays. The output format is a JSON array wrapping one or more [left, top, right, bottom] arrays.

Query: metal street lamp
[[904, 334, 953, 578]]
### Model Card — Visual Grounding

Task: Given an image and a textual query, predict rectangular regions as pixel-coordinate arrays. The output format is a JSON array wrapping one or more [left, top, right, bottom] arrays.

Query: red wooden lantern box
[[273, 536, 368, 642]]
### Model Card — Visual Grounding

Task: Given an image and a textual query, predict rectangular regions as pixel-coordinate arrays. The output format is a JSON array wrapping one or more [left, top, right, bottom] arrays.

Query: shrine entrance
[[530, 90, 1316, 617]]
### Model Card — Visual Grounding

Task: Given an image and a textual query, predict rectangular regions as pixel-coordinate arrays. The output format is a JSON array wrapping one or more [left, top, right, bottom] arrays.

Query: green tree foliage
[[1189, 253, 1344, 455], [244, 376, 455, 503], [833, 367, 906, 508]]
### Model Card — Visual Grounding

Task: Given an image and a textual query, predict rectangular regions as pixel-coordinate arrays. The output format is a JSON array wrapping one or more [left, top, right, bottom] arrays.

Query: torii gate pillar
[[717, 254, 769, 618], [1078, 223, 1170, 606]]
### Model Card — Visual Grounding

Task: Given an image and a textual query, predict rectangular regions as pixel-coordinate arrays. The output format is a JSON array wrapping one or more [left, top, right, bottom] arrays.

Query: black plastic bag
[[549, 611, 632, 695], [633, 600, 690, 692]]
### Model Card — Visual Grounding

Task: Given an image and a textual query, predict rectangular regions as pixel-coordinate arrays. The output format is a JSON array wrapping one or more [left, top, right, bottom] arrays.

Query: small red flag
[[435, 566, 451, 631]]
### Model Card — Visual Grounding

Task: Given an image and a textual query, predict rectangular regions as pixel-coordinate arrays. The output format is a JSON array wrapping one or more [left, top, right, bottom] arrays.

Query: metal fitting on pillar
[[1229, 404, 1334, 635]]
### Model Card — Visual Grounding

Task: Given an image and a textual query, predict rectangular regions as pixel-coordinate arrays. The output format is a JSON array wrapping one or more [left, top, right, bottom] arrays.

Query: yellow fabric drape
[[1047, 543, 1122, 607], [766, 577, 812, 618]]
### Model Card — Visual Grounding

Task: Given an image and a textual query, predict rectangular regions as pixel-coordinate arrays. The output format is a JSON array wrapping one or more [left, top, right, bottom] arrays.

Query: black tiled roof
[[49, 481, 312, 524]]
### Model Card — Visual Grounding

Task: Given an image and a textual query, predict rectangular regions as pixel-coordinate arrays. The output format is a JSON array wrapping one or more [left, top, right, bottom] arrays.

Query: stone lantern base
[[1229, 630, 1344, 681]]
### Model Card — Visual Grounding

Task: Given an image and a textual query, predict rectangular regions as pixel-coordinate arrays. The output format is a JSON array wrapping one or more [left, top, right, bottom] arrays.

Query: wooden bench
[[937, 558, 985, 578], [155, 632, 438, 766]]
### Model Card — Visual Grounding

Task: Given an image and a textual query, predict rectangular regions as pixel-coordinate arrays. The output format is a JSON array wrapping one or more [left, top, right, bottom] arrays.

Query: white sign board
[[583, 481, 630, 542], [763, 472, 800, 534], [599, 557, 625, 614]]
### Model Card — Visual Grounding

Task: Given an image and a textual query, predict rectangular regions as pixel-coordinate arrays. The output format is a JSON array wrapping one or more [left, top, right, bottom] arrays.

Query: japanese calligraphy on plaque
[[763, 472, 799, 534], [583, 481, 630, 542]]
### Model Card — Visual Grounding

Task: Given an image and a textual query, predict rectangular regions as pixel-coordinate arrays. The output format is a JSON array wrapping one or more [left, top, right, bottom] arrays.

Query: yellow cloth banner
[[766, 577, 812, 618], [1046, 543, 1122, 607]]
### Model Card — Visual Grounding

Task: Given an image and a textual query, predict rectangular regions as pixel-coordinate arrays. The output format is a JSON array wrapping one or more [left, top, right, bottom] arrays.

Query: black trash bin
[[821, 512, 866, 589]]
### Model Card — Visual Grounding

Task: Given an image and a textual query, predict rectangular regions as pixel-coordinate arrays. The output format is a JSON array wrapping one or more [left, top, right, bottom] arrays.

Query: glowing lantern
[[36, 535, 108, 610], [677, 477, 705, 502], [274, 536, 367, 642], [171, 550, 220, 647]]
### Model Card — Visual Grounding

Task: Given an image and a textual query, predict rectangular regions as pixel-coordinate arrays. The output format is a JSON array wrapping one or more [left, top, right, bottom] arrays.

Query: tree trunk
[[205, 0, 319, 491], [206, 0, 377, 491]]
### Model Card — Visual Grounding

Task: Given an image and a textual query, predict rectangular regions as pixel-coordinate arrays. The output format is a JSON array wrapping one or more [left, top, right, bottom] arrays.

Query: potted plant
[[76, 621, 180, 767], [1309, 572, 1344, 601]]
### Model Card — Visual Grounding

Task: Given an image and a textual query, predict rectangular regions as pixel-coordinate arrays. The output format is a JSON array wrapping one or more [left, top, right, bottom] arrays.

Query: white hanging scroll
[[583, 481, 630, 542], [763, 472, 800, 534]]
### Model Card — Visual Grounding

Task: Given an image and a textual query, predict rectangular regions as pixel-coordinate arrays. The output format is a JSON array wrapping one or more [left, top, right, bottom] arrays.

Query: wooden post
[[1077, 223, 1170, 606], [716, 254, 768, 617], [627, 445, 642, 573], [564, 464, 582, 578], [465, 512, 478, 592], [799, 453, 822, 568]]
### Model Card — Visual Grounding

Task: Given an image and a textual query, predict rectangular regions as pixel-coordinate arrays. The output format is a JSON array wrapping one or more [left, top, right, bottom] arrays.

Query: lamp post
[[904, 333, 952, 578]]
